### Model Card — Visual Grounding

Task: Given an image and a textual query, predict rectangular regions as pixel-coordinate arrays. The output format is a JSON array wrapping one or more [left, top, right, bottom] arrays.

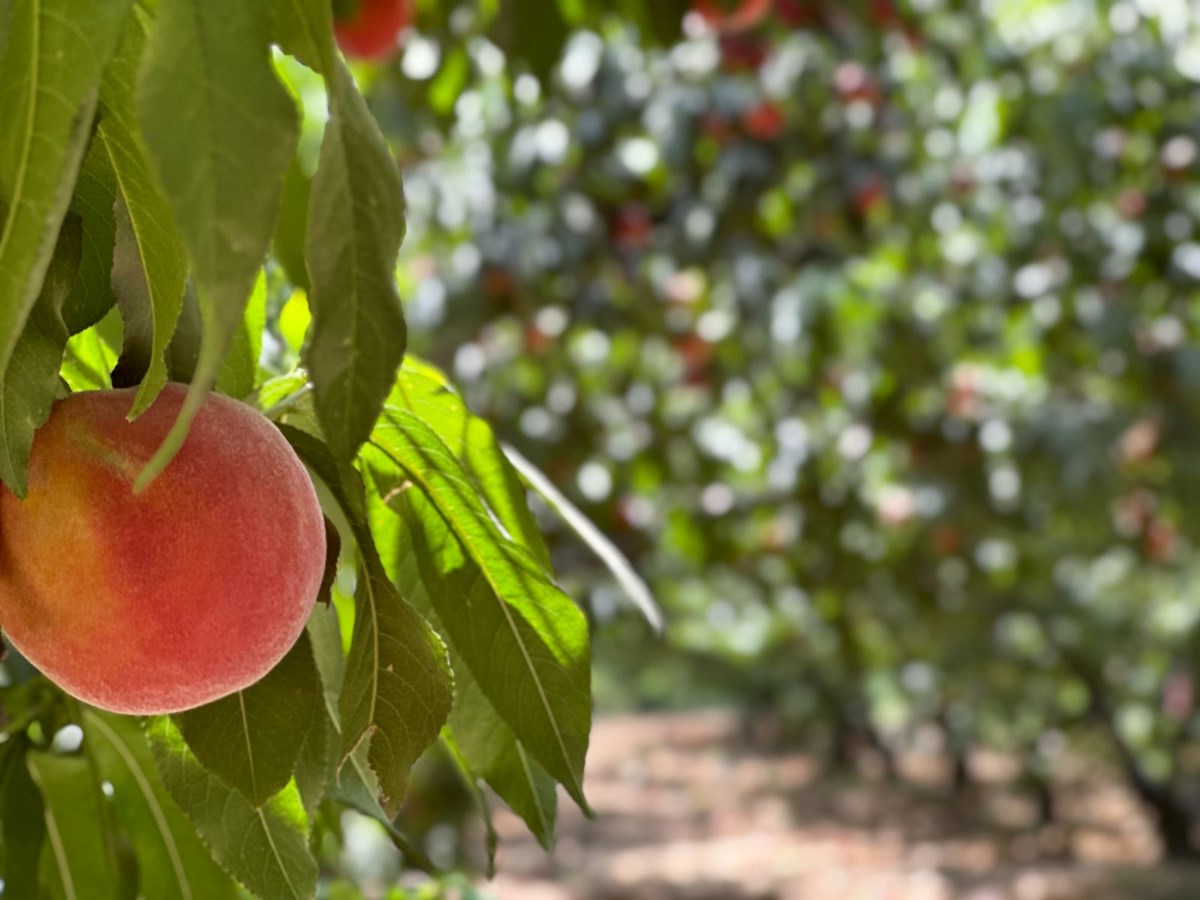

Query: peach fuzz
[[0, 384, 326, 714]]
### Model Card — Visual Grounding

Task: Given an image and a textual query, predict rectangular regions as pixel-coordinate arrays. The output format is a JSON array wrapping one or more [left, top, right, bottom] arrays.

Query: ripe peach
[[334, 0, 413, 61], [0, 384, 325, 714]]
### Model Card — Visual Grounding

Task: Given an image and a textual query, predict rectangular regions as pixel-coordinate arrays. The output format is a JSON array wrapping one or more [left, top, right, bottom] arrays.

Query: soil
[[477, 711, 1200, 900]]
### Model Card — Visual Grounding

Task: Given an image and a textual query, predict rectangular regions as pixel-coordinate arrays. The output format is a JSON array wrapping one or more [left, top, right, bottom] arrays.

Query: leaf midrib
[[85, 712, 193, 900], [369, 421, 585, 798], [43, 800, 76, 900], [0, 0, 41, 280], [256, 806, 302, 899]]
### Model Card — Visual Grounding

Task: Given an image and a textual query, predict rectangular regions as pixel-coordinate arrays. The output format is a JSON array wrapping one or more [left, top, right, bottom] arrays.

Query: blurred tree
[[346, 0, 1200, 859]]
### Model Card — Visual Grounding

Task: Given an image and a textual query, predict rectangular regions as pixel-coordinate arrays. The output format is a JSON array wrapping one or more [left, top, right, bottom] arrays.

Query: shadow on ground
[[475, 711, 1200, 900]]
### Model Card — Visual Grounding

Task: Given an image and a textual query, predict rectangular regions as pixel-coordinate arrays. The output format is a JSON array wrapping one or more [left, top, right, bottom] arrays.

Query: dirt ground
[[476, 711, 1200, 900]]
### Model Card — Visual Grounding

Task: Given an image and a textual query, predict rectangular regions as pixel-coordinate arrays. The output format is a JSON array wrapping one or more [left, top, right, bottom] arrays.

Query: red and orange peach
[[0, 384, 325, 714]]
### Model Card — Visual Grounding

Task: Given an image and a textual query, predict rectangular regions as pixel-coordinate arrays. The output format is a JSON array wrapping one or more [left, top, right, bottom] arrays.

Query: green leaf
[[307, 600, 346, 705], [267, 0, 335, 75], [278, 289, 311, 355], [389, 362, 552, 570], [295, 603, 342, 817], [327, 740, 436, 874], [274, 158, 312, 293], [292, 690, 332, 819], [27, 750, 124, 900], [62, 139, 118, 336], [277, 422, 453, 814], [81, 710, 237, 900], [0, 738, 46, 899], [440, 733, 499, 874], [62, 305, 121, 391], [98, 9, 187, 414], [0, 216, 81, 496], [304, 59, 407, 464], [133, 0, 298, 490], [163, 282, 201, 384], [364, 410, 592, 810], [340, 561, 453, 814], [0, 0, 131, 404], [175, 632, 319, 809], [146, 716, 317, 900], [450, 669, 558, 849], [372, 484, 557, 847], [215, 270, 267, 399], [0, 0, 11, 61]]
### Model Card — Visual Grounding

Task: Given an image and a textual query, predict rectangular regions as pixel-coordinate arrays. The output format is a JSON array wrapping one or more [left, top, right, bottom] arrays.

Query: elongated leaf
[[134, 0, 298, 490], [267, 0, 407, 462], [266, 0, 334, 74], [328, 740, 436, 874], [389, 363, 552, 569], [0, 216, 81, 496], [274, 158, 312, 292], [0, 0, 131, 398], [27, 750, 124, 900], [504, 442, 664, 634], [175, 632, 319, 808], [214, 271, 266, 399], [440, 733, 499, 875], [450, 663, 558, 847], [0, 738, 46, 899], [99, 9, 187, 414], [371, 483, 557, 847], [0, 0, 10, 61], [340, 562, 453, 813], [292, 690, 332, 819], [82, 711, 237, 900], [276, 422, 452, 814], [146, 716, 317, 900], [365, 411, 591, 810], [304, 59, 407, 464], [63, 139, 118, 335]]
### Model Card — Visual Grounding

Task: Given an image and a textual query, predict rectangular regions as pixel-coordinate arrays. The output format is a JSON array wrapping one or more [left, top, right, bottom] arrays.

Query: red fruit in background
[[775, 0, 823, 28], [931, 525, 962, 557], [853, 177, 888, 217], [673, 334, 715, 384], [701, 112, 736, 144], [868, 0, 901, 28], [1145, 518, 1178, 562], [741, 102, 786, 141], [834, 62, 882, 106], [334, 0, 412, 61], [693, 0, 774, 32], [611, 205, 654, 250], [719, 33, 769, 72]]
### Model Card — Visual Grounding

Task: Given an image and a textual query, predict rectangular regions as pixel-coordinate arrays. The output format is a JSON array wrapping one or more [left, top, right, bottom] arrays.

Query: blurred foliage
[[322, 0, 1200, 857]]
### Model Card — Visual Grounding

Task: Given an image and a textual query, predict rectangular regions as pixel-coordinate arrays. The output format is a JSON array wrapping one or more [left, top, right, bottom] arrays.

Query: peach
[[0, 384, 326, 714], [334, 0, 413, 61]]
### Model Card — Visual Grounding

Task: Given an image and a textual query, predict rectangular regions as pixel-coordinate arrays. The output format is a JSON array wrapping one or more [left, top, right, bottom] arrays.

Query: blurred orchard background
[[300, 0, 1200, 897]]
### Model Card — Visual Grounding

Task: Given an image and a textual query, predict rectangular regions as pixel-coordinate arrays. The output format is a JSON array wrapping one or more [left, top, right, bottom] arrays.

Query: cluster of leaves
[[0, 0, 627, 896], [372, 0, 1200, 852]]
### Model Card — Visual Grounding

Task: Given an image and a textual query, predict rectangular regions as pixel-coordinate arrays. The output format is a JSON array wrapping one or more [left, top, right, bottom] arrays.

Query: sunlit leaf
[[365, 410, 591, 810], [146, 716, 317, 900], [81, 710, 236, 900]]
